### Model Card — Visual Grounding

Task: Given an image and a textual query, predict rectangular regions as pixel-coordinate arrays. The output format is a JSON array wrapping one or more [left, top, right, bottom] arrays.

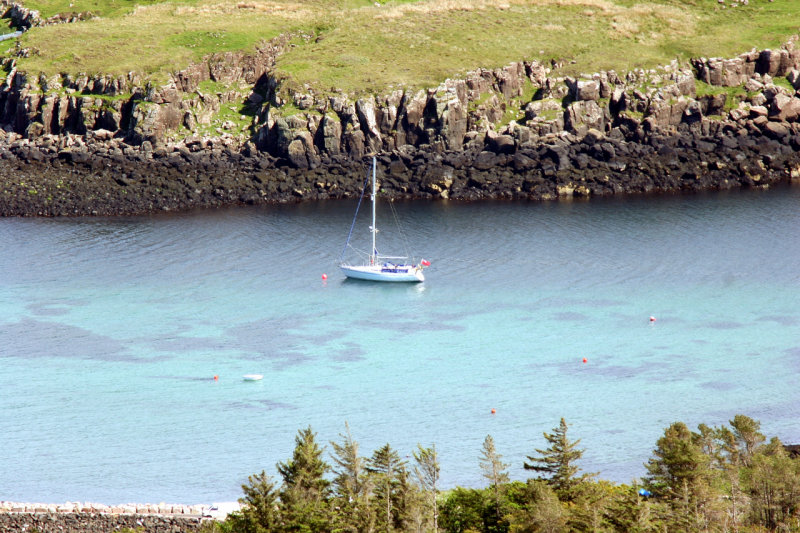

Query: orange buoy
[[322, 273, 328, 280], [491, 408, 496, 414], [213, 375, 218, 381]]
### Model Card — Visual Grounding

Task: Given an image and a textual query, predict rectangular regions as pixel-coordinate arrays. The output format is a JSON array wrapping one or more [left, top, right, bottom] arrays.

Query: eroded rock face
[[2, 29, 800, 215], [564, 100, 606, 134], [567, 78, 599, 102], [2, 105, 800, 217]]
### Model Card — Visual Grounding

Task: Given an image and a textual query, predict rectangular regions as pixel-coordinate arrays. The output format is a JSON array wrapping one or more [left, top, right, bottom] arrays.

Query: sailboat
[[339, 157, 430, 282]]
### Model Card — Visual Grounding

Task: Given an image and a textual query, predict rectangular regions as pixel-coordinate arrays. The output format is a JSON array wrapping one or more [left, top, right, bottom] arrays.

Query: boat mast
[[371, 156, 377, 265]]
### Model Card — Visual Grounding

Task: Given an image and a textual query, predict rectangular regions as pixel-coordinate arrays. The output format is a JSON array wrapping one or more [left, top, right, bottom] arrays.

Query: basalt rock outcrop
[[0, 0, 93, 30], [2, 28, 800, 215]]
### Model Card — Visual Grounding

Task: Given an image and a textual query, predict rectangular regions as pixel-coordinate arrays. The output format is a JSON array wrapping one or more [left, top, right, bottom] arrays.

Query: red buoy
[[582, 357, 587, 364], [322, 273, 328, 280], [649, 316, 656, 322], [213, 375, 218, 381]]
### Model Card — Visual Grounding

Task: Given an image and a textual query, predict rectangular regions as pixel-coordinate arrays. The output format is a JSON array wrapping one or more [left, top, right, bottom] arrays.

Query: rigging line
[[388, 200, 414, 260], [339, 167, 371, 263], [347, 243, 372, 257], [334, 244, 370, 264]]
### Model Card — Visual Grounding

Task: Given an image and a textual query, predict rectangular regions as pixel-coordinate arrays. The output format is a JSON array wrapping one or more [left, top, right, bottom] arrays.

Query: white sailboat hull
[[339, 157, 428, 283], [340, 263, 424, 282]]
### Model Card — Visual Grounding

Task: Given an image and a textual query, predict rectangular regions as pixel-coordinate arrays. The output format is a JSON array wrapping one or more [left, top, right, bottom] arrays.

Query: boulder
[[698, 93, 727, 116], [421, 165, 454, 197], [431, 87, 468, 149], [267, 116, 293, 155], [486, 132, 515, 154], [356, 97, 381, 146], [610, 87, 629, 114], [495, 62, 525, 99], [683, 100, 703, 124], [344, 128, 365, 159], [472, 150, 501, 170], [770, 94, 800, 121], [564, 100, 605, 134], [788, 69, 800, 90], [599, 78, 613, 99], [24, 121, 44, 140], [377, 91, 402, 135], [675, 72, 696, 96], [756, 49, 788, 77], [39, 94, 58, 134], [763, 120, 789, 139], [287, 138, 309, 168], [693, 57, 747, 87], [315, 115, 341, 155], [511, 152, 536, 171], [397, 90, 427, 146], [574, 80, 599, 101]]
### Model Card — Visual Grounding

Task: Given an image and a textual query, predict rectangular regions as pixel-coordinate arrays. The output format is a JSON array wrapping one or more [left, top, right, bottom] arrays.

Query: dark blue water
[[1, 185, 799, 505]]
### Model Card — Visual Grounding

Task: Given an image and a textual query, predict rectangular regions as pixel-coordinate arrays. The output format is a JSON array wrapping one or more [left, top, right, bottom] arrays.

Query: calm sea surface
[[2, 185, 799, 505]]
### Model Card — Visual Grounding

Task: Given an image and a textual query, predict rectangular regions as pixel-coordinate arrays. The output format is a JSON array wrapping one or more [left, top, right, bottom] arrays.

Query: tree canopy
[[215, 414, 800, 533]]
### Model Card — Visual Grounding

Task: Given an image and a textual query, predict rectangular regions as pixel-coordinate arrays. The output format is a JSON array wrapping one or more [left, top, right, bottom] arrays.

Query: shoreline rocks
[[0, 501, 207, 533], [0, 500, 205, 515], [1, 119, 799, 217], [2, 32, 800, 215]]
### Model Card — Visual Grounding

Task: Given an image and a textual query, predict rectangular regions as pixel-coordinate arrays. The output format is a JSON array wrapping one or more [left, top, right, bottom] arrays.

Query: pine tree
[[479, 434, 510, 526], [729, 414, 766, 467], [523, 418, 593, 501], [644, 422, 708, 498], [508, 479, 567, 533], [692, 420, 748, 529], [366, 443, 407, 532], [643, 421, 713, 531], [330, 423, 373, 532], [604, 483, 658, 533], [276, 426, 332, 532], [232, 470, 279, 533], [414, 443, 440, 532], [439, 487, 486, 533], [743, 436, 800, 531]]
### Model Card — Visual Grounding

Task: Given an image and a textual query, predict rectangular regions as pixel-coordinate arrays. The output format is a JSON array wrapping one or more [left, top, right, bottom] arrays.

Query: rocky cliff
[[1, 2, 800, 216]]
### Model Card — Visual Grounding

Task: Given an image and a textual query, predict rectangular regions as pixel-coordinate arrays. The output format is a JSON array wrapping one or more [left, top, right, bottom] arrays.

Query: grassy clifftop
[[5, 0, 800, 97]]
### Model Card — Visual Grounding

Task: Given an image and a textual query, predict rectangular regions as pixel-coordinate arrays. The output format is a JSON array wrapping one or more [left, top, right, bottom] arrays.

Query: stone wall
[[0, 512, 204, 533], [0, 502, 206, 533]]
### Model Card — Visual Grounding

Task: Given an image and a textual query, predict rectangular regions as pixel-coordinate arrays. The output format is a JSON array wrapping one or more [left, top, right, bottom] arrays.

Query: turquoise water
[[2, 186, 799, 504]]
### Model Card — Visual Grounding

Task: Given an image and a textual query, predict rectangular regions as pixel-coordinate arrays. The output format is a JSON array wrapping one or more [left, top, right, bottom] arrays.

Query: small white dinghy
[[243, 374, 263, 381]]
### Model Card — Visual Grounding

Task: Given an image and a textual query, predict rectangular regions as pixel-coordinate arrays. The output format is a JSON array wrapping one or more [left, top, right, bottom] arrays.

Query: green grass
[[77, 90, 132, 101], [536, 108, 562, 122], [497, 79, 539, 127], [196, 79, 235, 95], [270, 100, 323, 119], [5, 0, 800, 104], [166, 29, 257, 56], [621, 109, 644, 120], [180, 79, 259, 137], [13, 1, 292, 79], [695, 79, 751, 112], [773, 76, 796, 93], [20, 0, 195, 19], [0, 39, 15, 56]]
